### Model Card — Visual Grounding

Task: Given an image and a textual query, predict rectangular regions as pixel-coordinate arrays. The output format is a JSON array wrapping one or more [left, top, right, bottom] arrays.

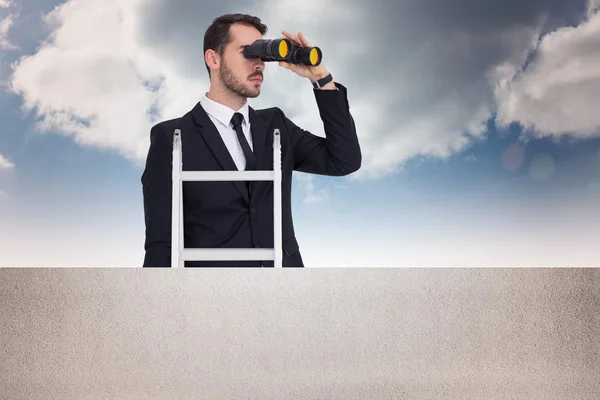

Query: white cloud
[[7, 0, 205, 164], [0, 12, 17, 50], [588, 0, 600, 16], [0, 153, 14, 200], [0, 0, 14, 49], [293, 173, 329, 204], [0, 152, 12, 200], [494, 3, 600, 139], [0, 153, 14, 169]]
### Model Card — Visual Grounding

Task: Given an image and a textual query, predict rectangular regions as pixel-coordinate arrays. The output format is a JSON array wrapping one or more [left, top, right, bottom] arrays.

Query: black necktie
[[230, 112, 256, 171]]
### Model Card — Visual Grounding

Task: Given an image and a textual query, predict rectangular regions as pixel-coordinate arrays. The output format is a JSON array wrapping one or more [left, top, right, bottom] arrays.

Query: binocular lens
[[243, 38, 322, 66], [278, 40, 289, 58], [309, 48, 320, 66]]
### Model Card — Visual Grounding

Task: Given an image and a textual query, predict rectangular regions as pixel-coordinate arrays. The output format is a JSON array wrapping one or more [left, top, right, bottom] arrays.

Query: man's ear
[[205, 49, 220, 71]]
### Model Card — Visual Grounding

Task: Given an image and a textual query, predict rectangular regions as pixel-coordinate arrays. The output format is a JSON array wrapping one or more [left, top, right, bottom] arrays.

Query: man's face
[[218, 23, 265, 99]]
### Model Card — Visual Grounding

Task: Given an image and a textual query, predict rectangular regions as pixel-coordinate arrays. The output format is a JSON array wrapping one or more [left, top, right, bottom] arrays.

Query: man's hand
[[278, 30, 334, 87]]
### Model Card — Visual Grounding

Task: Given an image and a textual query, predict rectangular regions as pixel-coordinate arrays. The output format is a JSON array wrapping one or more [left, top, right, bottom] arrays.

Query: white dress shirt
[[199, 93, 254, 171]]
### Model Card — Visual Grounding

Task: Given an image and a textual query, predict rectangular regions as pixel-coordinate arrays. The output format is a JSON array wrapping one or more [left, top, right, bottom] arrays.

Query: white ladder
[[171, 128, 283, 268]]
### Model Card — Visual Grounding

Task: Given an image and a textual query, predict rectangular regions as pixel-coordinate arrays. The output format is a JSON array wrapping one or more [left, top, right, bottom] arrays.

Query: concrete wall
[[1, 268, 599, 399]]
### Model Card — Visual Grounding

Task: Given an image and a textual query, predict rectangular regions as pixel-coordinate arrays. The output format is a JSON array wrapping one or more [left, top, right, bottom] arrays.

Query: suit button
[[255, 244, 260, 248], [250, 208, 256, 215]]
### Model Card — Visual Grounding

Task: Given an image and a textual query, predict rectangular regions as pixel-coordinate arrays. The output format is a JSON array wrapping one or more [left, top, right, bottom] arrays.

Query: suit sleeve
[[141, 125, 172, 267], [279, 82, 362, 176]]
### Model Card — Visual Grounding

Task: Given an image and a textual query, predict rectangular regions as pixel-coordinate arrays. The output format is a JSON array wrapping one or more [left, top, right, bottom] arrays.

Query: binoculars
[[243, 38, 322, 66]]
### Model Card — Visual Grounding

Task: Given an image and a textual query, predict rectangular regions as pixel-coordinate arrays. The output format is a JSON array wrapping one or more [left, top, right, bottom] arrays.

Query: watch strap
[[312, 73, 333, 89]]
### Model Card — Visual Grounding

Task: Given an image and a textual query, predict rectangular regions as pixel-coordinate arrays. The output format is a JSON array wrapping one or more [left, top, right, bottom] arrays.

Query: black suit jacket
[[141, 82, 361, 267]]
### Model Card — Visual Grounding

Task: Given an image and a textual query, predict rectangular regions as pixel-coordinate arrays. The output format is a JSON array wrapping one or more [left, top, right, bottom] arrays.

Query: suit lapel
[[191, 102, 249, 204]]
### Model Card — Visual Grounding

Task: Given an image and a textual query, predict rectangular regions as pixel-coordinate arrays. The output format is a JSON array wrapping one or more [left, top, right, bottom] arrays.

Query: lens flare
[[501, 143, 525, 172], [529, 153, 555, 181]]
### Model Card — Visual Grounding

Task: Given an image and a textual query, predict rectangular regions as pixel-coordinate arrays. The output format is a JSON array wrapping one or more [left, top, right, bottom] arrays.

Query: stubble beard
[[220, 60, 260, 99]]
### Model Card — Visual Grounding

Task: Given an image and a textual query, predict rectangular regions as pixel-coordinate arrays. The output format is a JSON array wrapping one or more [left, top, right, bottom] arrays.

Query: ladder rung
[[181, 171, 275, 181], [180, 248, 275, 261]]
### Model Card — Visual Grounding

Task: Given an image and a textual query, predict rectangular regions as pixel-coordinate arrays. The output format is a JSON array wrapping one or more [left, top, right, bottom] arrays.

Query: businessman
[[141, 13, 361, 267]]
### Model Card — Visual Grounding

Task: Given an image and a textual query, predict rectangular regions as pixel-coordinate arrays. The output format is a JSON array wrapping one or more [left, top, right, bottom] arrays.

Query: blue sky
[[0, 0, 599, 266]]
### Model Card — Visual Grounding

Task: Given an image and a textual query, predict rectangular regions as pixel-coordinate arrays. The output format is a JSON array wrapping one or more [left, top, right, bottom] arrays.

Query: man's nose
[[253, 60, 264, 71]]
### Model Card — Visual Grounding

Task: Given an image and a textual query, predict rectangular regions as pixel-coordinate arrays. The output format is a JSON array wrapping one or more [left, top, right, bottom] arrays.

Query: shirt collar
[[200, 92, 250, 128]]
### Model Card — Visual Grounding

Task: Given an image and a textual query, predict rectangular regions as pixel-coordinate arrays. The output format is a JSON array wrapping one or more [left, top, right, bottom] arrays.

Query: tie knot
[[231, 112, 244, 129]]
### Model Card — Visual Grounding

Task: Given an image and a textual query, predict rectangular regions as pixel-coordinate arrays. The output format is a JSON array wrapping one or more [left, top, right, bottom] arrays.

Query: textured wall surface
[[1, 268, 599, 399]]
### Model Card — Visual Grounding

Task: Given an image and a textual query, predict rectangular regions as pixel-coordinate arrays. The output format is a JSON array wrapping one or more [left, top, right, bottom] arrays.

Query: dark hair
[[203, 13, 268, 77]]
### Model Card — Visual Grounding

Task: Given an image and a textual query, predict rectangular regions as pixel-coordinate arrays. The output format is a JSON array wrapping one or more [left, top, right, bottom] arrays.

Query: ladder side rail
[[171, 129, 182, 268], [273, 129, 282, 268]]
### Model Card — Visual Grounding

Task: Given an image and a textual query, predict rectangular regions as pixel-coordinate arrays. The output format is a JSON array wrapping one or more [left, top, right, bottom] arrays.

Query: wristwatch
[[312, 73, 333, 89]]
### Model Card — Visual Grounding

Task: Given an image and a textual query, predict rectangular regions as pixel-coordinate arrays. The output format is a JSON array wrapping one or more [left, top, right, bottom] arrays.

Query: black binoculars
[[243, 38, 322, 66]]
